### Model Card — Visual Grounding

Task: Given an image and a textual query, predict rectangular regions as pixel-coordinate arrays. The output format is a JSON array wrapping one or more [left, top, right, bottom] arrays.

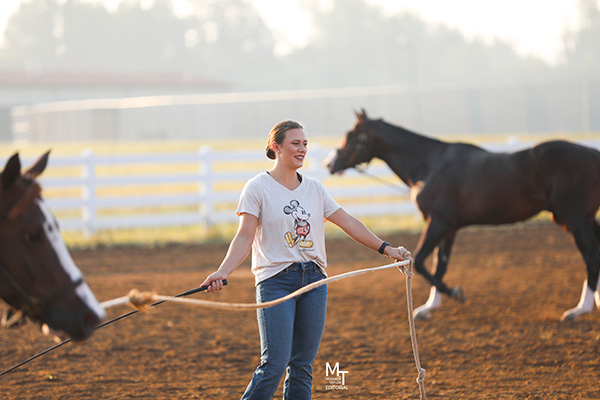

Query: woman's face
[[276, 128, 307, 169]]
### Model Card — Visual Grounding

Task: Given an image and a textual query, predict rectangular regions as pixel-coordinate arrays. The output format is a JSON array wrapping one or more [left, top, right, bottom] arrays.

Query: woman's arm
[[326, 208, 411, 261], [200, 212, 259, 292]]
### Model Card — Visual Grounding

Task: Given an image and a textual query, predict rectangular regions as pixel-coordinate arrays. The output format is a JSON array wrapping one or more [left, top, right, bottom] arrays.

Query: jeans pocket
[[314, 265, 326, 279], [306, 267, 326, 286]]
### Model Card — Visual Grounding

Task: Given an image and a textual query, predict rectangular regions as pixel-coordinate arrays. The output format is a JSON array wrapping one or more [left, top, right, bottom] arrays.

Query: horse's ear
[[355, 108, 368, 124], [2, 153, 22, 191], [24, 150, 50, 179]]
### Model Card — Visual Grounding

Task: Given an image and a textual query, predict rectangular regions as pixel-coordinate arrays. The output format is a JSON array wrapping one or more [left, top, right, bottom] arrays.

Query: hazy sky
[[0, 0, 581, 64]]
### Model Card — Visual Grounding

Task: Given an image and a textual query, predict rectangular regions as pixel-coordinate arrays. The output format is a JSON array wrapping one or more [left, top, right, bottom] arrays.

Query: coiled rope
[[2, 260, 427, 399]]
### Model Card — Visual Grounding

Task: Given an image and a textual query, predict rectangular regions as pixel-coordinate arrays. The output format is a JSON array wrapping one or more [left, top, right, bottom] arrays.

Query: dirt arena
[[1, 221, 600, 399]]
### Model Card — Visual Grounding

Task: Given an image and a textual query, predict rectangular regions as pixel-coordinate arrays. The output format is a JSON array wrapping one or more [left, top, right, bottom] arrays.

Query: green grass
[[59, 210, 560, 251], [60, 224, 238, 249], [59, 213, 427, 250]]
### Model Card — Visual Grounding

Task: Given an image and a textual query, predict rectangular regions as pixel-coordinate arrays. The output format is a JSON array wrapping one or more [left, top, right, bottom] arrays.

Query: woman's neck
[[268, 166, 301, 190]]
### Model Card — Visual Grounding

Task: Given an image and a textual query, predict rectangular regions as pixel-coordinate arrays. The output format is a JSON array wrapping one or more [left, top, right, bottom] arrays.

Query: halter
[[0, 258, 84, 319], [342, 131, 370, 168], [343, 131, 409, 194]]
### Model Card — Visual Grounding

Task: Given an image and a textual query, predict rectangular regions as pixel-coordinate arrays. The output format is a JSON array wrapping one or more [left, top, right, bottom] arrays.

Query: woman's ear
[[272, 144, 280, 154]]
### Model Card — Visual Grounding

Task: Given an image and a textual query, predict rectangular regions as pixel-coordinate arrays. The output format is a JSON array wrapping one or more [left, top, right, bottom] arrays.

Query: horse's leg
[[413, 230, 461, 320], [594, 220, 600, 311], [1, 307, 27, 328], [560, 218, 600, 321]]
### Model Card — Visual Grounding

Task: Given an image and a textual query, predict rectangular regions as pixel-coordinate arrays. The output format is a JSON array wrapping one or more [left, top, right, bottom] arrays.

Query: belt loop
[[300, 261, 311, 270]]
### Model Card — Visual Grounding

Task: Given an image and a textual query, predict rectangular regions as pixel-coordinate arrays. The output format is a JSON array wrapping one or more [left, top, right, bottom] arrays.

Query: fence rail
[[9, 138, 600, 236]]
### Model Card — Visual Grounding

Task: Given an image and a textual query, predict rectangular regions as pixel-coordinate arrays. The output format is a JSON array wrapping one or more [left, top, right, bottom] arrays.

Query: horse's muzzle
[[324, 149, 344, 175], [43, 299, 104, 342]]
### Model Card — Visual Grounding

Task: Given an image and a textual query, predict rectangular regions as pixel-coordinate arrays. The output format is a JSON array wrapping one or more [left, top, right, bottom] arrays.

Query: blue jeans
[[241, 261, 327, 400]]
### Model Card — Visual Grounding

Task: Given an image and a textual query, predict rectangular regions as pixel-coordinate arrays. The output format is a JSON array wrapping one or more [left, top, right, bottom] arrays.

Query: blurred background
[[0, 0, 598, 142], [0, 0, 598, 244]]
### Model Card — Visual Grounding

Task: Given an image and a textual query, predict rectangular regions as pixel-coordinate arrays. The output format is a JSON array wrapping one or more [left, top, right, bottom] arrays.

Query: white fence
[[13, 138, 600, 236], [27, 144, 413, 236]]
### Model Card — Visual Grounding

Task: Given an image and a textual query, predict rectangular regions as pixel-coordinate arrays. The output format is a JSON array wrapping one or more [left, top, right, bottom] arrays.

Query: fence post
[[199, 146, 214, 226], [81, 149, 96, 237], [309, 143, 328, 183]]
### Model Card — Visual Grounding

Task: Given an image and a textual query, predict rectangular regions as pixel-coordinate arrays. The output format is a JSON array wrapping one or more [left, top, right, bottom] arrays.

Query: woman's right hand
[[200, 270, 229, 293]]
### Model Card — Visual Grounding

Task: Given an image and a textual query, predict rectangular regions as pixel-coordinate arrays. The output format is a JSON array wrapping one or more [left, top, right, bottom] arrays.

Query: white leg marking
[[561, 280, 594, 321], [413, 286, 442, 320], [595, 278, 600, 311], [38, 200, 106, 320]]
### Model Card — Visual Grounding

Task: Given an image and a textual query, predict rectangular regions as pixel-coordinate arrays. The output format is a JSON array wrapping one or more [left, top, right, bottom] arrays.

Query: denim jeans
[[241, 261, 327, 400]]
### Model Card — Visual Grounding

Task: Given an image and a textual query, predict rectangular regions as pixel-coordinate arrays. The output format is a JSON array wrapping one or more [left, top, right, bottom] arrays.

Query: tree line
[[1, 0, 599, 91]]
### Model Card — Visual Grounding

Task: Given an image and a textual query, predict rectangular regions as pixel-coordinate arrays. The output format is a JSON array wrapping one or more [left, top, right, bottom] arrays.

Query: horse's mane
[[369, 118, 446, 151]]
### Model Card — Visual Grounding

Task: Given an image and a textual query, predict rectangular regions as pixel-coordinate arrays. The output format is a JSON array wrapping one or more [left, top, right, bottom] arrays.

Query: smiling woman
[[199, 119, 411, 398]]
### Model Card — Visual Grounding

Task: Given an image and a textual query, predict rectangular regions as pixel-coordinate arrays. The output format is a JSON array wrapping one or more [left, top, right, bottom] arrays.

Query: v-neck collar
[[265, 171, 303, 191]]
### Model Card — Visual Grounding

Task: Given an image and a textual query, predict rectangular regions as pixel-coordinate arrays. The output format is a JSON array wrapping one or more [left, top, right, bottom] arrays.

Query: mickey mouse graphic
[[283, 200, 314, 249]]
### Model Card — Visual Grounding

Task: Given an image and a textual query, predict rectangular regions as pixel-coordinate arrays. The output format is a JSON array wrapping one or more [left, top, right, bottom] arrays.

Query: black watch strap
[[378, 241, 389, 254]]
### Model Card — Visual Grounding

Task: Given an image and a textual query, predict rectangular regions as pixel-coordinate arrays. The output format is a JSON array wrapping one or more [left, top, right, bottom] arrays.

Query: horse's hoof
[[560, 310, 579, 322], [413, 309, 431, 320], [451, 287, 466, 303]]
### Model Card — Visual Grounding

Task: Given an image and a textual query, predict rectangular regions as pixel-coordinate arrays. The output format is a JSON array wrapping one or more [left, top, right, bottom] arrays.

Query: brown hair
[[265, 120, 304, 160]]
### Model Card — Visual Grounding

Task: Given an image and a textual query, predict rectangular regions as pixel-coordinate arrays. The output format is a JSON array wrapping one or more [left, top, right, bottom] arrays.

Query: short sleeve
[[320, 181, 341, 218], [236, 179, 262, 219]]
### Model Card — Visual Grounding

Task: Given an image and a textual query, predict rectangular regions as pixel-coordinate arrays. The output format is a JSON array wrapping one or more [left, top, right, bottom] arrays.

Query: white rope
[[401, 261, 428, 400], [100, 259, 427, 398]]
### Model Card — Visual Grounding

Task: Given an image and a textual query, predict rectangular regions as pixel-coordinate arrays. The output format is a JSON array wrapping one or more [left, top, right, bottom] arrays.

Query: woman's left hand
[[385, 245, 412, 261]]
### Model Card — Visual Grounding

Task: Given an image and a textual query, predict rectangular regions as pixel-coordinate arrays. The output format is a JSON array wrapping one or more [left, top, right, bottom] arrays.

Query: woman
[[200, 120, 411, 399]]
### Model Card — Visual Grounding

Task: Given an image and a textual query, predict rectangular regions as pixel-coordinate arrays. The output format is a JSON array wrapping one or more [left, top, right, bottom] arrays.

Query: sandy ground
[[1, 221, 600, 399]]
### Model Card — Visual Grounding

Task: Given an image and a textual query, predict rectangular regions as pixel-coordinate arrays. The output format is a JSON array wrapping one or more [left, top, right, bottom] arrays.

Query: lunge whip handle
[[178, 280, 228, 297]]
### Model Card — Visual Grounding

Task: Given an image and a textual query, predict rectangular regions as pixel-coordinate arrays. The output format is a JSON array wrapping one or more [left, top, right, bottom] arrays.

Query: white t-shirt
[[236, 172, 341, 285]]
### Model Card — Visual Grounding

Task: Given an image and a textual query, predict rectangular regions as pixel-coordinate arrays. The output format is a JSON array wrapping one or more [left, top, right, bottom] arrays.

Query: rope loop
[[397, 265, 414, 278], [417, 367, 426, 383]]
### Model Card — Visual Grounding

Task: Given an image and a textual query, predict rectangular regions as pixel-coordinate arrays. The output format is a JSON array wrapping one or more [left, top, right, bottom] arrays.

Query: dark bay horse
[[0, 152, 105, 340], [326, 110, 600, 321]]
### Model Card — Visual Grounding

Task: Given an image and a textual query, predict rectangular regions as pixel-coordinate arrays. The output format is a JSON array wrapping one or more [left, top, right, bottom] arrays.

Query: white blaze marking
[[37, 199, 106, 320], [323, 149, 336, 165]]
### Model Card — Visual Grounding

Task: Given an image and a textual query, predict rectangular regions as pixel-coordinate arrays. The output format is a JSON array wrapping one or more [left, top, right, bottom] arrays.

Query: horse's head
[[0, 152, 105, 341], [326, 109, 377, 174]]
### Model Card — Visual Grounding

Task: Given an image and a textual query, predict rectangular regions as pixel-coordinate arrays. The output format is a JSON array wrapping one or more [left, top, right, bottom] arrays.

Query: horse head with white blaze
[[0, 151, 105, 341], [327, 109, 600, 322]]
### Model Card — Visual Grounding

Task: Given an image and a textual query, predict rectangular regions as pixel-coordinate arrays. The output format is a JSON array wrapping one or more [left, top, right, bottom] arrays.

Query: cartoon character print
[[283, 200, 314, 249]]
